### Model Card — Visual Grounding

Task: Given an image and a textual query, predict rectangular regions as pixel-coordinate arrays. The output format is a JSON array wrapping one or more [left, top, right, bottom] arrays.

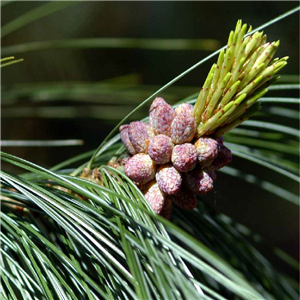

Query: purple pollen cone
[[171, 186, 197, 210], [170, 105, 196, 144], [128, 121, 155, 153], [156, 164, 182, 195], [209, 145, 232, 170], [124, 153, 156, 184], [143, 180, 166, 214], [119, 125, 137, 155], [183, 167, 214, 194], [171, 143, 197, 172], [148, 134, 174, 164], [194, 137, 219, 167], [149, 100, 176, 136]]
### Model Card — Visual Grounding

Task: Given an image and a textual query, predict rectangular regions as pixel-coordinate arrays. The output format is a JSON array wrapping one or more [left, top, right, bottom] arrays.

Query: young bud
[[170, 109, 196, 144], [143, 180, 166, 214], [119, 124, 137, 155], [124, 153, 156, 184], [194, 137, 219, 167], [156, 164, 182, 195], [209, 145, 232, 170], [148, 134, 174, 164], [149, 99, 176, 136], [171, 143, 197, 172], [128, 121, 155, 153], [183, 167, 214, 194]]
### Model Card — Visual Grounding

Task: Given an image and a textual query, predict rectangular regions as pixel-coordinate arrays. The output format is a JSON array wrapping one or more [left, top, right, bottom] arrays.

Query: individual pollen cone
[[208, 145, 232, 171], [143, 180, 166, 214], [156, 164, 182, 195], [170, 106, 196, 144], [148, 134, 174, 165], [194, 137, 219, 167], [149, 98, 176, 136], [183, 167, 214, 194], [124, 153, 156, 184], [171, 186, 197, 210], [128, 121, 155, 153], [119, 124, 137, 155], [171, 143, 197, 172]]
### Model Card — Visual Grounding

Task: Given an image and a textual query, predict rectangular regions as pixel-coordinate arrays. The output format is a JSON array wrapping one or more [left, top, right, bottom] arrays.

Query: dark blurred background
[[1, 1, 299, 282]]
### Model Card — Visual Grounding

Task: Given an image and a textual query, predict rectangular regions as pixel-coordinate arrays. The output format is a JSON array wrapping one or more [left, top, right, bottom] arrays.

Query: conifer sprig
[[194, 20, 288, 137]]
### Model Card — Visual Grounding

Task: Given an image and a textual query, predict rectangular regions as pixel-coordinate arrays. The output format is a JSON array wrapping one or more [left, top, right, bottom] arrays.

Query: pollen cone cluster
[[120, 97, 231, 219], [118, 20, 287, 219]]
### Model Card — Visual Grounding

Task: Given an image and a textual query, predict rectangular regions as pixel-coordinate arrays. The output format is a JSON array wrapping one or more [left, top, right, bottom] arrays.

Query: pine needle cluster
[[194, 20, 288, 138]]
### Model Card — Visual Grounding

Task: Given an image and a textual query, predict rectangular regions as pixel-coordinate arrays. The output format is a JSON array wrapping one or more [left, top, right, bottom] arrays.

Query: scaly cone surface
[[115, 20, 287, 219]]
